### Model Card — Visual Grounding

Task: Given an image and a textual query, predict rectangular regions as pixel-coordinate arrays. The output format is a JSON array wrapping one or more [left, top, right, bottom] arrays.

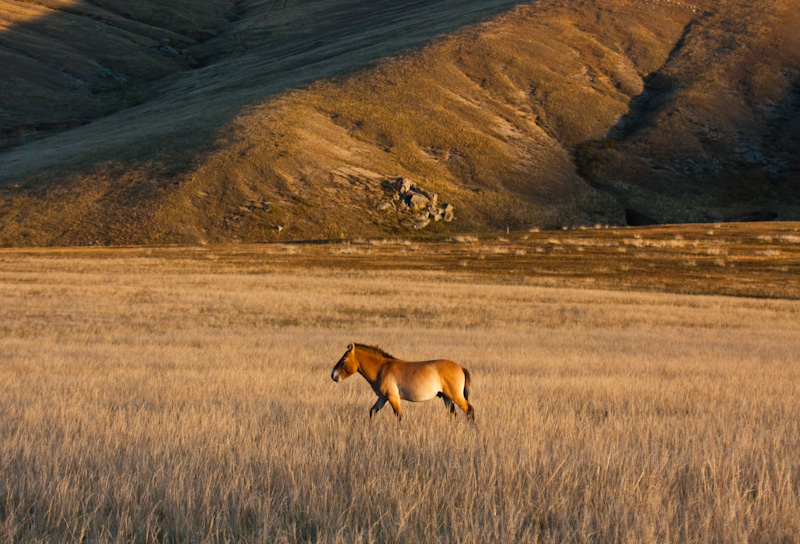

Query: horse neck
[[355, 349, 387, 383]]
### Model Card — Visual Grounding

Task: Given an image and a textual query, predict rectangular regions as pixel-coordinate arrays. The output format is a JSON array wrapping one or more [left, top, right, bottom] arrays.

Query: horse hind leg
[[444, 372, 475, 422], [452, 396, 475, 422], [442, 385, 475, 421], [437, 392, 456, 417]]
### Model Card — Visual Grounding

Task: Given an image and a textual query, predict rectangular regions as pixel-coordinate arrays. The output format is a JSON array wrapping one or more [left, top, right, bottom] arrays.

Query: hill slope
[[577, 0, 800, 225], [0, 0, 236, 142], [0, 0, 798, 246]]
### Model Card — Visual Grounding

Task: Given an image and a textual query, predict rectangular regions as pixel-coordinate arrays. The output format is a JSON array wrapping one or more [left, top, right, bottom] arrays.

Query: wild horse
[[331, 343, 474, 422]]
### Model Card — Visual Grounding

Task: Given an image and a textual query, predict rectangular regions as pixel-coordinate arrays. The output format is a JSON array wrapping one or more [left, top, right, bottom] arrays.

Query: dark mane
[[355, 343, 396, 360]]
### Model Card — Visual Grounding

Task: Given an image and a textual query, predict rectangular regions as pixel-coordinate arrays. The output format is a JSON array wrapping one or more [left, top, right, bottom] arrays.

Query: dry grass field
[[1, 224, 799, 542]]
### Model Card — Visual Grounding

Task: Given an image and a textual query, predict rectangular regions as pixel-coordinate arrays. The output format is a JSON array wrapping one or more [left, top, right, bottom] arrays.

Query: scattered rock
[[399, 178, 413, 193], [377, 202, 393, 212], [743, 150, 765, 165], [413, 218, 430, 230], [149, 38, 198, 66], [98, 69, 128, 84], [246, 200, 271, 211]]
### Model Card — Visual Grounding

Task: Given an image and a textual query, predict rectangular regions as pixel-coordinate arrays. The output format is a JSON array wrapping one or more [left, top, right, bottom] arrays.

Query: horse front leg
[[369, 396, 387, 419], [387, 393, 403, 421]]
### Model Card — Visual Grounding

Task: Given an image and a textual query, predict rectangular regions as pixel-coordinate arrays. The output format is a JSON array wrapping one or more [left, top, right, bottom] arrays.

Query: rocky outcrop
[[223, 199, 271, 228], [377, 177, 454, 230]]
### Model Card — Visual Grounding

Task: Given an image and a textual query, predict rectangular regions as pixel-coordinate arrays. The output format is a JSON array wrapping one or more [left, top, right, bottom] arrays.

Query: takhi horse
[[330, 343, 474, 421]]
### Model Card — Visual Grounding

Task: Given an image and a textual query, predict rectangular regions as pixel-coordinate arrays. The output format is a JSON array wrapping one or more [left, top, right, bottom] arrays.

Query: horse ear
[[348, 342, 354, 351]]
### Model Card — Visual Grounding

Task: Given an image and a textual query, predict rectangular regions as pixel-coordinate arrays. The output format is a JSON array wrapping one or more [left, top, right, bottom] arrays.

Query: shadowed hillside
[[0, 0, 236, 143], [0, 0, 798, 246], [576, 0, 800, 225], [1, 0, 528, 160]]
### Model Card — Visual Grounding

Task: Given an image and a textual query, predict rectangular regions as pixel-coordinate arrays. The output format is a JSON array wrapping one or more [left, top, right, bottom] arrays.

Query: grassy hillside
[[0, 0, 236, 141], [0, 0, 798, 246], [577, 0, 800, 224]]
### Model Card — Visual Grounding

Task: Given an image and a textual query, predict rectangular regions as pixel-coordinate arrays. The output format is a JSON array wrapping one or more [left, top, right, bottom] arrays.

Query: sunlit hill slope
[[0, 0, 798, 246]]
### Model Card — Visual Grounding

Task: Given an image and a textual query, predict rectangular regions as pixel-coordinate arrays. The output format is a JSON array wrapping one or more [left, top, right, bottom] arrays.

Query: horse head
[[331, 343, 358, 382]]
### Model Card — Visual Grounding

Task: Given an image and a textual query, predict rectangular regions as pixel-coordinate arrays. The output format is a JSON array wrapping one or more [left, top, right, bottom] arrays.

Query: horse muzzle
[[331, 369, 341, 382]]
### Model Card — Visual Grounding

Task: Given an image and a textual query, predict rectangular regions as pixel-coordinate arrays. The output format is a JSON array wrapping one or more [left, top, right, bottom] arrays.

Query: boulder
[[407, 193, 430, 210], [377, 202, 393, 212], [413, 187, 437, 205]]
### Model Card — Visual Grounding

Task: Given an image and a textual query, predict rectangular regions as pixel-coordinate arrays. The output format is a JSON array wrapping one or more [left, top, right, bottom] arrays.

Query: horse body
[[331, 343, 474, 421]]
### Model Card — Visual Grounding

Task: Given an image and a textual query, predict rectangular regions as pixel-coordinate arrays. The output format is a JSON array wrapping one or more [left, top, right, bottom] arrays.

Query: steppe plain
[[1, 223, 799, 542]]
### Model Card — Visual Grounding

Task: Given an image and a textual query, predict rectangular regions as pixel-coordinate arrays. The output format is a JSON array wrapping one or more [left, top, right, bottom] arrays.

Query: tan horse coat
[[331, 343, 474, 421]]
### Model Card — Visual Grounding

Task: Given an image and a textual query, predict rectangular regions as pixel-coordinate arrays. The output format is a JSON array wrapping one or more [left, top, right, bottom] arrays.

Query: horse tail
[[463, 367, 475, 422]]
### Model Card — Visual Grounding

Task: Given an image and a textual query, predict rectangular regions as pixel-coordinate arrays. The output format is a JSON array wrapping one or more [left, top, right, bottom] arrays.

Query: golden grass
[[1, 224, 799, 542]]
